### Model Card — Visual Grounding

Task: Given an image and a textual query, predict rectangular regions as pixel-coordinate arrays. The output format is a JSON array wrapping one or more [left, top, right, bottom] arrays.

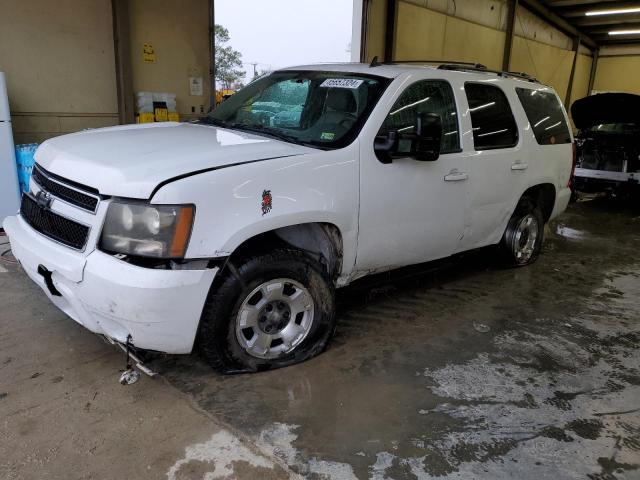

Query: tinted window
[[379, 80, 460, 154], [464, 83, 518, 150], [516, 88, 571, 145]]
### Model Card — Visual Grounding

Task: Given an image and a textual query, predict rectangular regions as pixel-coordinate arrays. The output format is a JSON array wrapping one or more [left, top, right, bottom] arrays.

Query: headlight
[[100, 201, 195, 258]]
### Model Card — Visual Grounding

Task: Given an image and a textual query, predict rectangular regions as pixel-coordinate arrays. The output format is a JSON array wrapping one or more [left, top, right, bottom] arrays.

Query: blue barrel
[[15, 143, 38, 193]]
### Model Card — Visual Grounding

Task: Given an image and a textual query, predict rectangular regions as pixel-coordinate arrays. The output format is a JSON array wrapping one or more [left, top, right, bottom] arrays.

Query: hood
[[35, 122, 313, 198], [571, 93, 640, 130]]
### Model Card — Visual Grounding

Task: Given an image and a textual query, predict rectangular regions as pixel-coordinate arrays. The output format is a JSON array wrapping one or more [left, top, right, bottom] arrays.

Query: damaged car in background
[[572, 93, 640, 197]]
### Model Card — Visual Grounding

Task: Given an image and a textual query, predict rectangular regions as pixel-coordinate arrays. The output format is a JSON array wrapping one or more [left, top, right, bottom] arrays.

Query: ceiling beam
[[545, 0, 621, 6], [582, 21, 640, 33], [591, 31, 640, 39], [573, 12, 640, 25], [520, 0, 598, 48], [596, 36, 640, 43], [558, 1, 640, 17]]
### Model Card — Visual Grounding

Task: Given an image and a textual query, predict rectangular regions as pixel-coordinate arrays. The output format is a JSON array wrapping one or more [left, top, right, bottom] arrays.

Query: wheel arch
[[519, 183, 556, 223], [221, 222, 344, 281]]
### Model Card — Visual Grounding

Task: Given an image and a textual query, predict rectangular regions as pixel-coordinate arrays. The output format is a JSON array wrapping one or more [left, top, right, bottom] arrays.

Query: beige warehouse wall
[[510, 36, 574, 97], [570, 54, 593, 105], [0, 0, 119, 144], [128, 0, 211, 118], [364, 0, 593, 108], [593, 56, 640, 95], [364, 0, 388, 61], [0, 0, 211, 144], [393, 2, 505, 70]]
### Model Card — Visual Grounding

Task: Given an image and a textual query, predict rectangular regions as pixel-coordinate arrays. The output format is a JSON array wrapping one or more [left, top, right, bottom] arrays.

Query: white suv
[[3, 62, 573, 372]]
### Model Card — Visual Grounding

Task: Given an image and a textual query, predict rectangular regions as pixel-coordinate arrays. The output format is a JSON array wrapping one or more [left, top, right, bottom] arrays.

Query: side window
[[515, 88, 571, 145], [464, 83, 518, 150], [379, 80, 460, 154]]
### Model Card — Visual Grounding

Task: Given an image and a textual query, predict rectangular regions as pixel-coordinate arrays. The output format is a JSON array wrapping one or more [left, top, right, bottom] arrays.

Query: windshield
[[586, 123, 640, 135], [204, 71, 390, 149]]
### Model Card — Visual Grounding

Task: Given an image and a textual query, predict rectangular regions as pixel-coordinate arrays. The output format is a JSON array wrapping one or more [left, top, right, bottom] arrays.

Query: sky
[[216, 0, 354, 84]]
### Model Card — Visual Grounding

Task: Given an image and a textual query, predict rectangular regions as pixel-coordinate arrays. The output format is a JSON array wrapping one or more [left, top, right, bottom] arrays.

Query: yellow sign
[[137, 112, 155, 124], [154, 107, 168, 122], [143, 43, 156, 63]]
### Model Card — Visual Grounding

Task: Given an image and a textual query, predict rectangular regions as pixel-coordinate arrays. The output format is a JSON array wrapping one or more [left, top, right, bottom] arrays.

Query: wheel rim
[[511, 214, 539, 264], [235, 278, 315, 359]]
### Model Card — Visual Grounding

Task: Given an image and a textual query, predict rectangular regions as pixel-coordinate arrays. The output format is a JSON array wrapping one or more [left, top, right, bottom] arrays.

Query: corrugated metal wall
[[362, 0, 599, 112]]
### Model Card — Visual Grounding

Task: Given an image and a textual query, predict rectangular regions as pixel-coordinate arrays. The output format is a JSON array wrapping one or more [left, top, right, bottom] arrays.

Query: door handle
[[444, 171, 469, 182], [511, 162, 528, 171]]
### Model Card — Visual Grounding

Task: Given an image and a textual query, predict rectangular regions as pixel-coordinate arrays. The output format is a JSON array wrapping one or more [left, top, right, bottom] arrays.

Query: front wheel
[[500, 197, 544, 266], [197, 249, 336, 372]]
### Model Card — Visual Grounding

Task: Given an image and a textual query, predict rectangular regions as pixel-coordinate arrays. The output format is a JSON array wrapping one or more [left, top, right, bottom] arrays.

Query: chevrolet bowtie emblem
[[35, 190, 52, 210]]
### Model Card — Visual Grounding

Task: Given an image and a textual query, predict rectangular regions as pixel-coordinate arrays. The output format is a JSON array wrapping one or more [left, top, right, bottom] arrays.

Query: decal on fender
[[261, 190, 273, 216]]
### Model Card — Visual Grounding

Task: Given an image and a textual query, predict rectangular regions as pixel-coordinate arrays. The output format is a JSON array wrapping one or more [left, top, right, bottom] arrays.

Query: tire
[[500, 196, 544, 267], [197, 249, 336, 373]]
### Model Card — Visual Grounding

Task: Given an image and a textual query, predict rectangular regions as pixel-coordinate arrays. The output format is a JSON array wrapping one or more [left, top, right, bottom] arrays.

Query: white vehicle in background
[[3, 61, 573, 372]]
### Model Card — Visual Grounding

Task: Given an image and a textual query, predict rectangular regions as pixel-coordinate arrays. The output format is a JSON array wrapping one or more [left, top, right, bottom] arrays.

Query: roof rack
[[437, 64, 539, 83], [369, 57, 486, 69], [368, 57, 539, 83]]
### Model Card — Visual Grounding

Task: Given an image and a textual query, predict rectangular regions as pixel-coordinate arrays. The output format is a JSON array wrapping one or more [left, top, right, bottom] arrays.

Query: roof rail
[[437, 63, 539, 83], [368, 58, 539, 83], [370, 58, 487, 69]]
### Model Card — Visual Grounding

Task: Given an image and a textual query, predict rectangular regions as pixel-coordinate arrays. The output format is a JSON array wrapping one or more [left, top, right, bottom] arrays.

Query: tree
[[214, 25, 244, 90]]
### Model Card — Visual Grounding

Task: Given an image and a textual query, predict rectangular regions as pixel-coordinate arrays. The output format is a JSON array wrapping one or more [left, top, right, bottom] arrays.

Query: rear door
[[457, 82, 524, 251]]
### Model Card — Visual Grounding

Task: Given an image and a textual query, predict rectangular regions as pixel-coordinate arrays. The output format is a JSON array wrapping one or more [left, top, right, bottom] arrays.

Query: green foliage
[[214, 24, 244, 89]]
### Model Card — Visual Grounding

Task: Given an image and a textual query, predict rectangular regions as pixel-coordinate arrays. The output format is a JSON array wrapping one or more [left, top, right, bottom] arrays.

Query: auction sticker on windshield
[[320, 78, 364, 89]]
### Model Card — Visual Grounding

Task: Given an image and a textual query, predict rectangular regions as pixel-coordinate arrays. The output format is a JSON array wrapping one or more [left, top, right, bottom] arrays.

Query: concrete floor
[[1, 196, 639, 480]]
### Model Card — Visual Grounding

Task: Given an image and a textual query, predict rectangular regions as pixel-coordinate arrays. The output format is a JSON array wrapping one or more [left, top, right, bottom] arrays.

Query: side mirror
[[373, 130, 398, 164], [374, 112, 442, 164], [413, 112, 442, 161]]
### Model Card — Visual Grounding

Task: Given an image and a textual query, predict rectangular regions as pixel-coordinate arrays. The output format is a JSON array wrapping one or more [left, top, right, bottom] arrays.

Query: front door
[[355, 79, 468, 274]]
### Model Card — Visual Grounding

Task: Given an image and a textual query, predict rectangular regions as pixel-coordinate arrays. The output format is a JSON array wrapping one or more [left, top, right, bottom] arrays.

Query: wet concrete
[[1, 196, 639, 479], [154, 196, 640, 479]]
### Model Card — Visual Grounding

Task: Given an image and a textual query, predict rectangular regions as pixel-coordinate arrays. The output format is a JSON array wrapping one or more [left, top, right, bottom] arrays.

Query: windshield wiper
[[196, 117, 227, 127], [229, 123, 315, 147]]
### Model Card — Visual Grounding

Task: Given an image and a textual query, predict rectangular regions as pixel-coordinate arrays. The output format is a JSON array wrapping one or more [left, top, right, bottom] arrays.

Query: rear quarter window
[[516, 88, 571, 145], [464, 83, 519, 150]]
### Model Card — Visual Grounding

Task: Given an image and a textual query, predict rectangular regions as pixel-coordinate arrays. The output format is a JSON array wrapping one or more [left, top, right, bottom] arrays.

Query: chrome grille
[[32, 164, 100, 213], [20, 194, 90, 250]]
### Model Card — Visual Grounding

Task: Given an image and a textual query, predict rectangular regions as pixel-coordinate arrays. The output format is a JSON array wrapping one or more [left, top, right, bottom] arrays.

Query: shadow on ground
[[152, 196, 640, 480]]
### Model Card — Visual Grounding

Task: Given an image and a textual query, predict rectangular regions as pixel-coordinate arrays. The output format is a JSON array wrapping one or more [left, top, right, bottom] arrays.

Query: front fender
[[150, 143, 360, 271]]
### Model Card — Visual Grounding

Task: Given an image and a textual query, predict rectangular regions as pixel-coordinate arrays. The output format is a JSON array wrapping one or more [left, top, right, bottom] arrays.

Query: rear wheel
[[197, 249, 336, 372], [500, 197, 544, 266]]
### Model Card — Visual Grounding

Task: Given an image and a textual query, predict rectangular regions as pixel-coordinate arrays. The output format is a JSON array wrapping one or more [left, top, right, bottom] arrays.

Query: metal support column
[[209, 0, 216, 111], [384, 0, 397, 62], [502, 0, 518, 71], [564, 36, 580, 108], [359, 0, 369, 62], [111, 0, 134, 124], [587, 48, 599, 95]]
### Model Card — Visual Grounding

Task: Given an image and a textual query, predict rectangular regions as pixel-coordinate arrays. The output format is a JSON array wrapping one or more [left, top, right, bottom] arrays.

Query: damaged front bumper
[[3, 214, 217, 354]]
